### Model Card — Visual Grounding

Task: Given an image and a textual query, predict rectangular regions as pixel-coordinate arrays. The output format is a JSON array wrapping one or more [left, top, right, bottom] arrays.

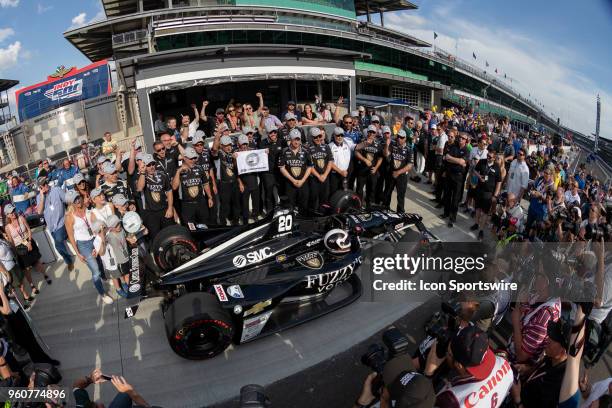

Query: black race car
[[132, 194, 439, 360]]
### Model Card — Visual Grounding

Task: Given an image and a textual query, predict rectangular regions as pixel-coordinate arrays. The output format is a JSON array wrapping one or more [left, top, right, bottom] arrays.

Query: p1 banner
[[236, 149, 269, 175], [16, 60, 111, 122]]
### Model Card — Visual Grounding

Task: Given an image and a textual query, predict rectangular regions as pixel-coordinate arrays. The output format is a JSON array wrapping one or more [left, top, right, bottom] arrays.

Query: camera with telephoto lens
[[239, 384, 271, 408], [424, 301, 461, 358], [360, 327, 410, 396]]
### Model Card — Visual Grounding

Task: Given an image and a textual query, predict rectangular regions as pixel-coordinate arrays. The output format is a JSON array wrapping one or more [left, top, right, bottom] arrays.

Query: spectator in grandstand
[[279, 131, 312, 212], [154, 112, 167, 137], [73, 370, 150, 408], [282, 100, 302, 124], [101, 131, 118, 160], [441, 131, 469, 228], [565, 180, 581, 206], [53, 158, 80, 190], [300, 103, 322, 125], [36, 176, 74, 271], [225, 103, 242, 132], [64, 190, 114, 305], [9, 176, 32, 215], [505, 148, 530, 201], [74, 140, 98, 170]]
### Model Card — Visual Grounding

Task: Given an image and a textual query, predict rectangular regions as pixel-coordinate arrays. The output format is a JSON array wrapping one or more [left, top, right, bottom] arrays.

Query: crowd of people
[[0, 90, 609, 407]]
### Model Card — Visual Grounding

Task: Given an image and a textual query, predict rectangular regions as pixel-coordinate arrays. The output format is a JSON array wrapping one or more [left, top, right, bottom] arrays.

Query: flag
[[504, 73, 507, 78], [495, 68, 498, 74], [473, 52, 476, 59], [486, 61, 489, 67], [434, 32, 438, 39]]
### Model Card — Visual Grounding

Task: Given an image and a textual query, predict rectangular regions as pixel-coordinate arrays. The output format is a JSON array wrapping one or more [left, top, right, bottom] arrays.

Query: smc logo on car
[[233, 247, 273, 268]]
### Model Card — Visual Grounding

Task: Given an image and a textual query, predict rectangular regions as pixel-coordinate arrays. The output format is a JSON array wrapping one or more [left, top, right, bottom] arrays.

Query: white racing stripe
[[162, 222, 271, 276]]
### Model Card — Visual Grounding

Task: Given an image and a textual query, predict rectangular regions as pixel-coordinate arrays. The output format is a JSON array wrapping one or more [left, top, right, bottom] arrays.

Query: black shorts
[[475, 192, 493, 211]]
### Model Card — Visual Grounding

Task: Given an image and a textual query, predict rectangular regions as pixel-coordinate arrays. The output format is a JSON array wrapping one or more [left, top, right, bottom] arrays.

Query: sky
[[0, 0, 610, 139]]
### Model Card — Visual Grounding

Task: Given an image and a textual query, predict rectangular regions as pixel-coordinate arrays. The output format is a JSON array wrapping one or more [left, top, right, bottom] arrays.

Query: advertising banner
[[16, 60, 110, 122]]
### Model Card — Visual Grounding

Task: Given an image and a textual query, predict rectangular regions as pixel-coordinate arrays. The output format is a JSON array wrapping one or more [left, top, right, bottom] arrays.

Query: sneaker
[[447, 221, 454, 228], [116, 289, 128, 298], [102, 294, 114, 304], [470, 223, 479, 231], [478, 230, 484, 240]]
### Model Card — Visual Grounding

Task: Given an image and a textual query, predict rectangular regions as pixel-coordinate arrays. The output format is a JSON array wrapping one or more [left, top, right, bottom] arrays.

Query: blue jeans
[[109, 392, 133, 408], [50, 226, 74, 266], [76, 239, 105, 296]]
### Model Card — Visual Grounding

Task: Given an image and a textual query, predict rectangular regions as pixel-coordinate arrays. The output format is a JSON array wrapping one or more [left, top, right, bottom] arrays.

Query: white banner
[[236, 149, 269, 175]]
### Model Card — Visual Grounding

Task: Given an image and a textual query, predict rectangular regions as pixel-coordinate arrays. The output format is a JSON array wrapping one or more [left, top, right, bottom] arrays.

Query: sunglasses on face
[[269, 130, 278, 134], [185, 157, 196, 161], [343, 121, 352, 125], [195, 142, 204, 147], [155, 147, 166, 153], [146, 163, 156, 167], [314, 135, 323, 139], [398, 135, 406, 139]]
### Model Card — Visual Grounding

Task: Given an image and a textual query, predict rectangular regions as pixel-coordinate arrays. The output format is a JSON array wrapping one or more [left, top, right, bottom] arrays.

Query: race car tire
[[329, 190, 362, 214], [165, 292, 234, 360], [151, 225, 199, 272]]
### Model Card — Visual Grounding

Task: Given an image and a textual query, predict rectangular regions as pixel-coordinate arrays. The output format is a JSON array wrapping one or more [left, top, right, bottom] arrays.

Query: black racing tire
[[165, 292, 234, 360], [151, 225, 199, 272], [329, 190, 362, 214]]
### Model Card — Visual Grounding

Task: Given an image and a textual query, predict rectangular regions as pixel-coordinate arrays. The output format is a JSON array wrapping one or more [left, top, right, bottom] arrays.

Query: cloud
[[37, 3, 53, 14], [384, 7, 611, 138], [69, 8, 105, 30], [0, 27, 14, 43], [0, 0, 19, 7], [0, 41, 21, 73]]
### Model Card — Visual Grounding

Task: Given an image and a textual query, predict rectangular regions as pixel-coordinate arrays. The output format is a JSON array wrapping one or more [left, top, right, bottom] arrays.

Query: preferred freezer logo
[[44, 78, 83, 101]]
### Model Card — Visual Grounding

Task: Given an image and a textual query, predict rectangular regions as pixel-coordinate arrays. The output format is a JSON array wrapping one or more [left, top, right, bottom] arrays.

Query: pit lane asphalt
[[26, 170, 608, 408]]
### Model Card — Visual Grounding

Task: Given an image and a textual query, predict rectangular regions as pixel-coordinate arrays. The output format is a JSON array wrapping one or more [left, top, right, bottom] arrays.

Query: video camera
[[424, 301, 461, 358], [361, 327, 410, 396]]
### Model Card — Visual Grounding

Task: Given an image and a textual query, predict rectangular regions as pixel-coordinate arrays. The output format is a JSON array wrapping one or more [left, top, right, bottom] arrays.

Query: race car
[[136, 193, 439, 360]]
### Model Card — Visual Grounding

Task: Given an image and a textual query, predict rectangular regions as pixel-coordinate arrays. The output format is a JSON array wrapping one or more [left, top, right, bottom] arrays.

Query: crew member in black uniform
[[153, 141, 177, 179], [442, 132, 469, 228], [160, 132, 180, 165], [354, 125, 383, 209], [259, 125, 284, 213], [307, 127, 333, 210], [236, 134, 260, 224], [470, 147, 502, 240], [135, 154, 175, 238], [192, 132, 218, 224], [172, 147, 214, 225], [383, 129, 413, 213], [100, 162, 132, 203], [279, 132, 312, 212], [213, 135, 241, 226]]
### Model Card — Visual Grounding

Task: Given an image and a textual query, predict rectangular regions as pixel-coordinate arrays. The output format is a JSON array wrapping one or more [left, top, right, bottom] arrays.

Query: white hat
[[266, 124, 279, 133], [65, 190, 80, 204], [102, 162, 117, 174], [430, 124, 437, 130], [91, 220, 105, 234], [194, 130, 206, 139], [220, 135, 233, 146], [4, 203, 15, 214], [73, 173, 85, 185], [382, 126, 391, 134], [242, 127, 254, 135], [397, 129, 407, 138], [333, 127, 345, 136], [122, 211, 143, 234], [371, 115, 380, 122], [191, 134, 205, 145], [358, 106, 365, 112], [285, 112, 297, 121], [143, 153, 156, 165], [238, 134, 249, 145], [290, 129, 303, 140], [97, 156, 109, 165], [90, 188, 103, 200], [106, 214, 121, 228], [183, 147, 198, 159], [309, 127, 321, 138], [367, 125, 377, 133], [111, 194, 128, 207]]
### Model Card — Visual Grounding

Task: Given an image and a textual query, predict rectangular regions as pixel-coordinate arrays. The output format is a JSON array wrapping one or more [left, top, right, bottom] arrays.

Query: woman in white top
[[89, 188, 115, 225], [64, 190, 113, 304]]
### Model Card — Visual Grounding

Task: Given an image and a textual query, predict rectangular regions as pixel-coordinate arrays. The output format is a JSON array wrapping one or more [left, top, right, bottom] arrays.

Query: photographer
[[427, 326, 512, 408], [353, 354, 435, 408], [73, 369, 150, 408], [510, 265, 561, 364], [469, 147, 502, 240]]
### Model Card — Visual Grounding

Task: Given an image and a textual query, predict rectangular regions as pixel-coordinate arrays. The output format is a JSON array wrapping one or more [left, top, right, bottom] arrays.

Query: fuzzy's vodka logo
[[44, 78, 83, 101]]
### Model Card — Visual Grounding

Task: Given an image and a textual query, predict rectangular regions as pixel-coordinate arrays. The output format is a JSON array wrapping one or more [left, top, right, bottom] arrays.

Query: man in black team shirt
[[172, 147, 214, 226], [279, 131, 312, 213], [136, 154, 175, 238], [470, 147, 502, 240], [355, 125, 383, 209], [383, 129, 413, 213], [236, 134, 260, 224], [307, 127, 333, 210], [153, 140, 177, 179], [192, 131, 218, 224], [259, 125, 284, 213], [214, 135, 241, 226], [100, 162, 132, 203], [442, 132, 469, 228], [160, 132, 180, 165]]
